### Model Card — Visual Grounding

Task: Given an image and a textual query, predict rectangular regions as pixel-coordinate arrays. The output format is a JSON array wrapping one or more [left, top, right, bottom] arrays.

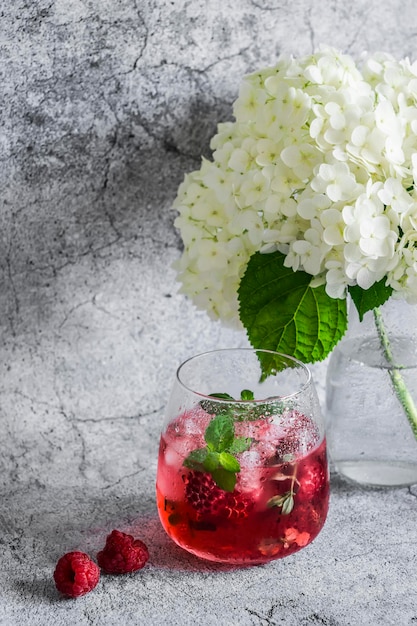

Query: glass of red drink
[[156, 348, 329, 565]]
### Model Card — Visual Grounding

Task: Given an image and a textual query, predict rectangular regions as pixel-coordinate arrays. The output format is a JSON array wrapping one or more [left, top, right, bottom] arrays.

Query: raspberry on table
[[53, 551, 100, 598], [97, 530, 149, 574]]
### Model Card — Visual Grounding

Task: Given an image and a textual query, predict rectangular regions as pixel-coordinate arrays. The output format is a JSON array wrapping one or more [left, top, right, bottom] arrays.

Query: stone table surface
[[1, 1, 417, 624]]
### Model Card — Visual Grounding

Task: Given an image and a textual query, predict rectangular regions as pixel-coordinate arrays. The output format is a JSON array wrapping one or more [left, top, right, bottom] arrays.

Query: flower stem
[[373, 307, 417, 440]]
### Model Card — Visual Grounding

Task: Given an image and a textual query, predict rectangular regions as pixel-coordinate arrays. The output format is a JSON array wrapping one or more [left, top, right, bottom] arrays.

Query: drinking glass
[[156, 348, 329, 565]]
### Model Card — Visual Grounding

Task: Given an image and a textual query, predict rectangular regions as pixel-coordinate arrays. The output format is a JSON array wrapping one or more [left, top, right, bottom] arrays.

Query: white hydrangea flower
[[233, 80, 268, 122], [321, 208, 346, 246], [378, 177, 413, 216], [311, 162, 364, 202], [280, 143, 322, 181], [172, 46, 417, 324], [388, 235, 417, 302], [285, 225, 329, 276], [239, 171, 270, 207], [325, 261, 352, 299]]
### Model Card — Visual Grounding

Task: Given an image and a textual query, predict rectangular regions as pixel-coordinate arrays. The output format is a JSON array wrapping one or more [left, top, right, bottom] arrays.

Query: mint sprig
[[267, 491, 295, 515], [183, 412, 251, 491], [267, 464, 299, 515], [200, 389, 282, 421]]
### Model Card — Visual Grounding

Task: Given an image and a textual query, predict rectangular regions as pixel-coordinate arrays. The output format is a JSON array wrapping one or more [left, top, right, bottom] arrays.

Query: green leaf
[[201, 389, 257, 418], [267, 494, 284, 508], [267, 491, 294, 514], [183, 396, 253, 492], [219, 451, 241, 473], [183, 448, 208, 470], [211, 467, 237, 492], [208, 392, 235, 401], [240, 389, 254, 400], [238, 251, 347, 372], [204, 414, 235, 452], [348, 280, 393, 322], [228, 436, 252, 454], [281, 493, 294, 515], [203, 450, 220, 472]]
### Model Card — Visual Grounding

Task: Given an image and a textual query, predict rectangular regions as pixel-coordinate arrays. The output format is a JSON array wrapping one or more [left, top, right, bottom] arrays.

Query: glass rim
[[176, 347, 312, 403]]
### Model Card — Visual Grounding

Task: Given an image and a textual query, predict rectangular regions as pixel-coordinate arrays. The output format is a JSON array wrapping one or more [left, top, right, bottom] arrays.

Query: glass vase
[[325, 297, 417, 487]]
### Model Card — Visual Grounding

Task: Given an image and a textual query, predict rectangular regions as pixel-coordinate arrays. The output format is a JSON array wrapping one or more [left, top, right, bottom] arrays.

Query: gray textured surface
[[1, 1, 417, 624]]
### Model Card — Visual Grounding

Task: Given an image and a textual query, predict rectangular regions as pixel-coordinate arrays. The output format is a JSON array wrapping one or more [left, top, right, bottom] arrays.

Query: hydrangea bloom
[[173, 46, 417, 326]]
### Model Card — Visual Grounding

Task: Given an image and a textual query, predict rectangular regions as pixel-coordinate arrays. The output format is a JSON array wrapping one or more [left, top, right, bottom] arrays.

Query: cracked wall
[[3, 1, 417, 303], [2, 0, 417, 493]]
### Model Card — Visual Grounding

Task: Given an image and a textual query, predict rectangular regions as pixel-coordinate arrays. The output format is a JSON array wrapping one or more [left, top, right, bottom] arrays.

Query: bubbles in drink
[[156, 405, 329, 564], [164, 406, 211, 460]]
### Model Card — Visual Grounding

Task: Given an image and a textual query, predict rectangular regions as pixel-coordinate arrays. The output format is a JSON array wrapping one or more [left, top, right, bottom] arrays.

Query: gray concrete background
[[1, 1, 417, 624]]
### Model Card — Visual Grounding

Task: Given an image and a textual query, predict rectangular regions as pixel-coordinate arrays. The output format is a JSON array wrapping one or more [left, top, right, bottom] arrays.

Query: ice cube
[[164, 446, 182, 469], [237, 450, 264, 494]]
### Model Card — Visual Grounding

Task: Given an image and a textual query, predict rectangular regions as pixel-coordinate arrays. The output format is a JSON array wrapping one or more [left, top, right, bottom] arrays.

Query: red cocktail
[[156, 349, 329, 564]]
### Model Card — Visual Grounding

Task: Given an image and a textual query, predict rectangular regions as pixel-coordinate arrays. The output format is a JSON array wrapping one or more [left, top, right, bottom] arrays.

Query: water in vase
[[326, 335, 417, 487]]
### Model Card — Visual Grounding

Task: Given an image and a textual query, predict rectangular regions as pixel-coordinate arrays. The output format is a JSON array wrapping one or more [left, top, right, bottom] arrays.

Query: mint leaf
[[240, 389, 254, 400], [348, 280, 393, 321], [211, 467, 237, 492], [208, 392, 235, 401], [267, 491, 294, 514], [228, 436, 252, 454], [219, 451, 241, 472], [238, 251, 347, 372], [200, 389, 258, 418], [183, 410, 250, 492], [183, 398, 255, 492], [203, 451, 220, 472], [281, 493, 295, 515], [205, 414, 234, 452], [183, 448, 208, 470]]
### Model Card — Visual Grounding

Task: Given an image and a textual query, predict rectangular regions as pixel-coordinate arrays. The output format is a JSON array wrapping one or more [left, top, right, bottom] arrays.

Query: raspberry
[[297, 461, 327, 501], [184, 471, 253, 521], [97, 530, 149, 574], [53, 551, 100, 598]]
